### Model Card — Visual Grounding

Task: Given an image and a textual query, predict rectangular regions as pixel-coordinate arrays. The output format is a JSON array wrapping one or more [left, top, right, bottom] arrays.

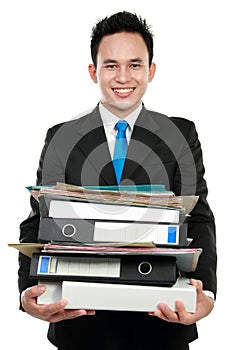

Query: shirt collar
[[99, 103, 143, 132]]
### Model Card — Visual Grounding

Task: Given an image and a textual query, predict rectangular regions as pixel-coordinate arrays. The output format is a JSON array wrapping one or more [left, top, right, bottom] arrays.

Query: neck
[[100, 101, 142, 119]]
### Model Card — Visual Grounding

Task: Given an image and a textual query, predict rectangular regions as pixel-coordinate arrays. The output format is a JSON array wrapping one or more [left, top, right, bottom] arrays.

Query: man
[[19, 11, 217, 350]]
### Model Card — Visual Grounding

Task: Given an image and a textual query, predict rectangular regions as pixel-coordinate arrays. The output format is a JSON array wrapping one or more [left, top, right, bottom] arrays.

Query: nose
[[115, 66, 131, 83]]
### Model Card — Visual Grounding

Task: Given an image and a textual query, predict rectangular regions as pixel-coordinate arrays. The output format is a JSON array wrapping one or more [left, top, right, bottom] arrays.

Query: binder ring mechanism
[[62, 224, 76, 237], [138, 261, 152, 275]]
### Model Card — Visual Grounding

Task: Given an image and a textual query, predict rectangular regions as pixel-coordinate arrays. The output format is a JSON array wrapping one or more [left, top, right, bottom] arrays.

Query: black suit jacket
[[19, 105, 217, 349]]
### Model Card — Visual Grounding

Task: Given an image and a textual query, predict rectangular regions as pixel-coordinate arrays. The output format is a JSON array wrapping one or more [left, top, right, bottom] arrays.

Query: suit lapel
[[122, 107, 163, 181], [76, 106, 117, 185], [74, 105, 169, 186]]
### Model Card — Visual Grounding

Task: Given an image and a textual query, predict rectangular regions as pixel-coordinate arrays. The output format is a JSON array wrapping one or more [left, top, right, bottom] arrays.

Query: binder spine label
[[93, 222, 180, 244], [39, 257, 51, 274], [37, 255, 121, 278], [167, 226, 177, 243]]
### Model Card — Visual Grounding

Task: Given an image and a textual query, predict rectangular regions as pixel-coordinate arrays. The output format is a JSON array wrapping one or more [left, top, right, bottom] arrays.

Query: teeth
[[114, 88, 134, 93]]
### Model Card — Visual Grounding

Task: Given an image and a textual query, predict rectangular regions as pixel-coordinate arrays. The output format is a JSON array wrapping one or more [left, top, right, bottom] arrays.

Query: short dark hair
[[90, 11, 154, 67]]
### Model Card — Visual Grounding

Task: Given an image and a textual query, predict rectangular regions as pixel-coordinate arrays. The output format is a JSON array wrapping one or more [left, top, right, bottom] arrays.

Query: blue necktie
[[113, 120, 129, 185]]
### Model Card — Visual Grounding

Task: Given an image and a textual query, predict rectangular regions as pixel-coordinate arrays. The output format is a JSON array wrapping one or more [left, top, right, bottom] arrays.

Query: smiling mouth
[[113, 88, 135, 94]]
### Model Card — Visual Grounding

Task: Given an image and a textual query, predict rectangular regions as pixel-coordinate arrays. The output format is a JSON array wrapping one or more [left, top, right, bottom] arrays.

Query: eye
[[105, 64, 118, 70], [130, 63, 141, 70]]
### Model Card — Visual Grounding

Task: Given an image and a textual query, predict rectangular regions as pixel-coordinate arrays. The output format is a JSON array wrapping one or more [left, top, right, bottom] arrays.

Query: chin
[[111, 101, 138, 110]]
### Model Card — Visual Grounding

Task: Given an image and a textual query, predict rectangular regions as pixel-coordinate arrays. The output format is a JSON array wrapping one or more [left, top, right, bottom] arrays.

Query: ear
[[148, 62, 156, 82], [88, 64, 98, 83]]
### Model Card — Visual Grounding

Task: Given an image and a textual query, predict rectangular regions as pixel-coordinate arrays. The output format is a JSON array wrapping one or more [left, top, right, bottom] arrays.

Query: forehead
[[97, 32, 148, 62]]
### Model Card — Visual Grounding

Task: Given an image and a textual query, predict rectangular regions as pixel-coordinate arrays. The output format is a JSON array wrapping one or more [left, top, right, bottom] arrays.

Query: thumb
[[190, 279, 203, 293], [23, 285, 46, 300]]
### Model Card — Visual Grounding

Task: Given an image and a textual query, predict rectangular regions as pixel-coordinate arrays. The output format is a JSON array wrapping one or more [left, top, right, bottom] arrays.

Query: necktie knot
[[115, 120, 128, 138]]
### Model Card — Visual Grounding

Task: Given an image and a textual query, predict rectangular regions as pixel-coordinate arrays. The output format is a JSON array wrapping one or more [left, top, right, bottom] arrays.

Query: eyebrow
[[103, 58, 144, 64]]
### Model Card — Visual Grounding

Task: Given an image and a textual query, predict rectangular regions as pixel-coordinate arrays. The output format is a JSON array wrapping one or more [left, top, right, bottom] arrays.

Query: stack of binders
[[29, 183, 201, 312]]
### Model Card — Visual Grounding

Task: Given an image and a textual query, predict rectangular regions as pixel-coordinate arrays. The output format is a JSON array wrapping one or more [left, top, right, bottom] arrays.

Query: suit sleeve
[[18, 127, 62, 300], [18, 198, 39, 298], [173, 121, 217, 296]]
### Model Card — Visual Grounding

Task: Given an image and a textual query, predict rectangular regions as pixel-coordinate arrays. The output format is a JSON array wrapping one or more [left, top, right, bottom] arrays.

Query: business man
[[19, 11, 217, 350]]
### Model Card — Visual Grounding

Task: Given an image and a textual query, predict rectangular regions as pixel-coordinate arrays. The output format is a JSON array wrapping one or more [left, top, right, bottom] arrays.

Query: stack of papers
[[27, 182, 199, 214], [10, 182, 201, 312]]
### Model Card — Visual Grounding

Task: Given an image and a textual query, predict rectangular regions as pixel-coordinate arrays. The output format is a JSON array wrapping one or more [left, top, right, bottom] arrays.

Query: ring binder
[[30, 252, 178, 286], [38, 217, 188, 247]]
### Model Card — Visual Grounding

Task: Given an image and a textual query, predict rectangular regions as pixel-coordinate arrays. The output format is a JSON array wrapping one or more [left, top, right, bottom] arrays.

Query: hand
[[149, 279, 214, 325], [21, 284, 96, 323]]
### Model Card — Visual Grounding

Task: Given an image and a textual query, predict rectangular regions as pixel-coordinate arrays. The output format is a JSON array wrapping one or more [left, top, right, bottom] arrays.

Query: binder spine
[[30, 252, 178, 286], [38, 217, 188, 247]]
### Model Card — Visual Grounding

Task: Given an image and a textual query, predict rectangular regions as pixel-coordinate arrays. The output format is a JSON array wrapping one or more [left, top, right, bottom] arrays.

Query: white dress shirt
[[99, 102, 142, 159]]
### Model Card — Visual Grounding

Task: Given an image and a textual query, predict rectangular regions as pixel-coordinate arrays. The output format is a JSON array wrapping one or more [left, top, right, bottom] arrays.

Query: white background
[[0, 0, 239, 348]]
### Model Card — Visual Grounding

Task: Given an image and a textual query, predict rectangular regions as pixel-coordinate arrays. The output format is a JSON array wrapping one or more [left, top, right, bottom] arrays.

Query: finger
[[148, 309, 164, 319], [190, 279, 207, 305], [190, 279, 203, 294], [43, 298, 69, 317], [42, 300, 96, 320], [27, 298, 69, 322], [21, 285, 47, 312], [157, 303, 179, 323], [63, 309, 96, 319], [86, 310, 96, 315], [48, 308, 96, 323], [175, 300, 192, 324], [175, 300, 186, 315]]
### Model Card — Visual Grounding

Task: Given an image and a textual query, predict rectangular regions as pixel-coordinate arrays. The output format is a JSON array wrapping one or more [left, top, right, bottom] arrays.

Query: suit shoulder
[[169, 116, 195, 128], [148, 109, 195, 131], [169, 117, 197, 138], [46, 107, 96, 137], [146, 110, 198, 144]]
